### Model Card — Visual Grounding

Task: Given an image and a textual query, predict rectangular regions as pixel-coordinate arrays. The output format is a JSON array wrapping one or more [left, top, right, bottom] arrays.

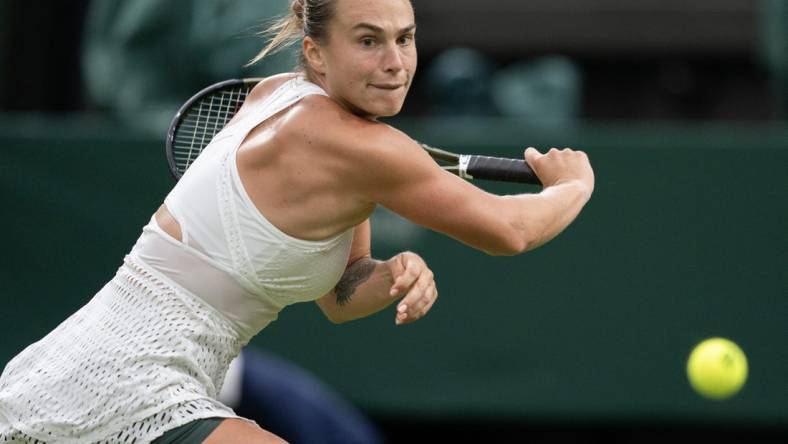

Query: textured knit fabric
[[0, 257, 244, 443], [134, 217, 287, 342], [0, 75, 353, 443]]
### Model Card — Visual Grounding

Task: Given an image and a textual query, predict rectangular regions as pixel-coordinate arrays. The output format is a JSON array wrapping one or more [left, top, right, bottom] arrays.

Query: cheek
[[339, 59, 372, 88], [407, 50, 418, 75]]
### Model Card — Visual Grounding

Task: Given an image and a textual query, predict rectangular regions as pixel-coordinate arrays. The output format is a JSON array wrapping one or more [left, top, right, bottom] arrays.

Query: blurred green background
[[2, 0, 787, 442]]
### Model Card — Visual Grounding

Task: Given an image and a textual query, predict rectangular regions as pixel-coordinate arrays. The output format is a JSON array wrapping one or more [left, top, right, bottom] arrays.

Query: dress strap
[[217, 75, 330, 287]]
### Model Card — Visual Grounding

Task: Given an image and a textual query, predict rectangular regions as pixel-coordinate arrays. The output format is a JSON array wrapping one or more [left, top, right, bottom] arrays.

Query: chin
[[370, 100, 405, 118], [376, 107, 403, 118], [349, 91, 407, 118]]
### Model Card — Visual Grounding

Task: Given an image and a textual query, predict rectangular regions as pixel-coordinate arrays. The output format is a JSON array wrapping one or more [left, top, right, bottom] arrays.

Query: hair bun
[[291, 0, 305, 21]]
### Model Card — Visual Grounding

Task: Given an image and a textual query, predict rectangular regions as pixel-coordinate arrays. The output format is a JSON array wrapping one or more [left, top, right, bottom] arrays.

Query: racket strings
[[172, 86, 253, 175]]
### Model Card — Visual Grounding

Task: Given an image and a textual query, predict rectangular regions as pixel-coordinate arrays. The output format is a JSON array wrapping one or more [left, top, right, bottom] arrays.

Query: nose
[[381, 43, 405, 74]]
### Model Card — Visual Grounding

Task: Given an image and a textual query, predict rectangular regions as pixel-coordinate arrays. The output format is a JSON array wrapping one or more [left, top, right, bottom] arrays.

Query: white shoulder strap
[[238, 76, 328, 132]]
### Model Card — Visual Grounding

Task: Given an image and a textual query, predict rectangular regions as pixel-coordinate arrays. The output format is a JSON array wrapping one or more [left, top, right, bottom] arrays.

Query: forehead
[[332, 0, 415, 30]]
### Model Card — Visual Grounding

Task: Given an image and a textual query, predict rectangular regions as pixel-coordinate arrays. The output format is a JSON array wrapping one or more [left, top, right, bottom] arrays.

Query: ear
[[303, 36, 327, 75]]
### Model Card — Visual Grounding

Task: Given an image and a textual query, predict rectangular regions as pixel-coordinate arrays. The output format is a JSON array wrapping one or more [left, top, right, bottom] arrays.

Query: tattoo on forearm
[[334, 259, 376, 306]]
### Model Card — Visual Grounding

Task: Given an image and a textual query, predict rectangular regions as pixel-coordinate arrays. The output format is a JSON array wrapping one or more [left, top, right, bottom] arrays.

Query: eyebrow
[[352, 23, 416, 34]]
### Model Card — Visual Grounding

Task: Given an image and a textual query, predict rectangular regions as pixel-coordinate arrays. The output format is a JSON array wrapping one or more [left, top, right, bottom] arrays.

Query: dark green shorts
[[152, 417, 224, 444]]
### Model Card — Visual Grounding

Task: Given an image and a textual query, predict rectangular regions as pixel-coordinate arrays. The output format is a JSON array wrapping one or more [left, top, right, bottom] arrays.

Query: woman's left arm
[[315, 220, 438, 325]]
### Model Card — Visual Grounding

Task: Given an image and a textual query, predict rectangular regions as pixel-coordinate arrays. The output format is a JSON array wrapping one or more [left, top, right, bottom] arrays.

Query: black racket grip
[[465, 155, 542, 185]]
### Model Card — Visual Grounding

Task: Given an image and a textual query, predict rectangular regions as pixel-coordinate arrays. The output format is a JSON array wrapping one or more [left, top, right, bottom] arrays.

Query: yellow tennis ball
[[686, 337, 748, 400]]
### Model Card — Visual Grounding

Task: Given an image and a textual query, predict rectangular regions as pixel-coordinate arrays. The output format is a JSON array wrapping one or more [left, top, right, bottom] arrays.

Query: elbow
[[325, 315, 348, 325], [316, 299, 350, 324], [322, 309, 350, 324], [482, 197, 542, 256], [483, 238, 523, 257], [486, 239, 526, 256], [485, 226, 539, 256]]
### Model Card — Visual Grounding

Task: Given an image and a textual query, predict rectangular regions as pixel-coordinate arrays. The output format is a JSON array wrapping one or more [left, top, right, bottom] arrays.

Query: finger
[[396, 292, 426, 324], [390, 263, 420, 296], [524, 147, 541, 165], [398, 285, 438, 325], [397, 270, 433, 311], [413, 283, 437, 317], [398, 279, 436, 323], [395, 308, 408, 325], [396, 292, 425, 323], [395, 301, 413, 325], [418, 286, 438, 318]]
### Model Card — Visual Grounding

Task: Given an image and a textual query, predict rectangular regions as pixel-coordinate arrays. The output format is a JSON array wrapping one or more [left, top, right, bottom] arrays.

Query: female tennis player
[[0, 0, 594, 442]]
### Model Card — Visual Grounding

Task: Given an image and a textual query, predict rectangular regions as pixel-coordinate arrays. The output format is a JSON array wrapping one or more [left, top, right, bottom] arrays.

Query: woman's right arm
[[341, 126, 595, 256], [500, 147, 595, 251]]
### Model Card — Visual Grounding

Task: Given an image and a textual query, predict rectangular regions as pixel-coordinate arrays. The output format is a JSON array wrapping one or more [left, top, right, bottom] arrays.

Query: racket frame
[[166, 78, 261, 180]]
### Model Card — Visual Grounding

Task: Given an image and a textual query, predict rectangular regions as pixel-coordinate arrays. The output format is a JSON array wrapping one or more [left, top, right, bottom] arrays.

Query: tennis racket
[[166, 78, 541, 185]]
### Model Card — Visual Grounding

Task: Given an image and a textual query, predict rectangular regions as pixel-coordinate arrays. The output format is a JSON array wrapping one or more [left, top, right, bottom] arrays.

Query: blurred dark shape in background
[[423, 47, 496, 115], [760, 0, 788, 117], [490, 56, 582, 126], [0, 0, 90, 111], [411, 0, 782, 121], [1, 0, 786, 123], [81, 0, 295, 135], [424, 48, 583, 125]]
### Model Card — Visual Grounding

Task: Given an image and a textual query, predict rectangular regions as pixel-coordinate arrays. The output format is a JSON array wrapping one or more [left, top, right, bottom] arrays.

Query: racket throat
[[458, 155, 473, 180]]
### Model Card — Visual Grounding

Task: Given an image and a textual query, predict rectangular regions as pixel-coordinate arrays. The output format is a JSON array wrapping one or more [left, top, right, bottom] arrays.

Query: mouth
[[370, 83, 405, 90]]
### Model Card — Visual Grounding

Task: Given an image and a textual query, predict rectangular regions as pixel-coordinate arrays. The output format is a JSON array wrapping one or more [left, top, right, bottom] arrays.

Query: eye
[[360, 37, 376, 48], [397, 34, 414, 46]]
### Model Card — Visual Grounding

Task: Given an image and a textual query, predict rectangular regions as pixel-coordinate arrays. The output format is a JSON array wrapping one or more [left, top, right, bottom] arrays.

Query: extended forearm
[[317, 257, 397, 323], [507, 179, 592, 252]]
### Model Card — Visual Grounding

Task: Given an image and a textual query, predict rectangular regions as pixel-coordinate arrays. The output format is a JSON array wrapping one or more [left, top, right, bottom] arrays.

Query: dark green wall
[[2, 115, 786, 425]]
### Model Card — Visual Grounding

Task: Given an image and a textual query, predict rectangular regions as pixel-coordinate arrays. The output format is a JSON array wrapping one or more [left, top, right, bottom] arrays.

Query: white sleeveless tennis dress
[[0, 76, 354, 443]]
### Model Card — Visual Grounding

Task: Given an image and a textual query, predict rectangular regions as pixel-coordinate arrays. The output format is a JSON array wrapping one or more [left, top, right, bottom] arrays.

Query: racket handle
[[460, 155, 542, 185]]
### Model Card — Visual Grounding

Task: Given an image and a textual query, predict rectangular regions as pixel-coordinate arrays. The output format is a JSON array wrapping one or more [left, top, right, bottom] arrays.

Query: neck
[[302, 70, 380, 121]]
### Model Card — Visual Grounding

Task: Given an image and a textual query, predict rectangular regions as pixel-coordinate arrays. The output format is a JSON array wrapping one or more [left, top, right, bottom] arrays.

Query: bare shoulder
[[283, 94, 425, 167], [271, 91, 524, 255]]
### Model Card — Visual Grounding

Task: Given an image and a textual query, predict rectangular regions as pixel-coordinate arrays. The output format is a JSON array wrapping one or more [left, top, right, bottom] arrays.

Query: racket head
[[166, 78, 262, 180]]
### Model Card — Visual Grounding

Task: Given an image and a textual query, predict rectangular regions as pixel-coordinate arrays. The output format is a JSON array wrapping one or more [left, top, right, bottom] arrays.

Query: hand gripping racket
[[166, 78, 541, 185]]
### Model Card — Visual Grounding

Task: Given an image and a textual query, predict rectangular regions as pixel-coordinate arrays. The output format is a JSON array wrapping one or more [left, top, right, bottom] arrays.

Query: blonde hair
[[248, 0, 336, 68]]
